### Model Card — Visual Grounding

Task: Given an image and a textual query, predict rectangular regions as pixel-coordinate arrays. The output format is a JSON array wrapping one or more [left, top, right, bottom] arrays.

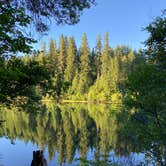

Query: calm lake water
[[0, 103, 162, 165]]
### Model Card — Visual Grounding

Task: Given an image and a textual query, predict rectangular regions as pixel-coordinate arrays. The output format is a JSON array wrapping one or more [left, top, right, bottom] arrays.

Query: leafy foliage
[[7, 0, 96, 32], [0, 0, 95, 57], [0, 3, 35, 57], [0, 57, 49, 104], [124, 12, 166, 165], [144, 11, 166, 67]]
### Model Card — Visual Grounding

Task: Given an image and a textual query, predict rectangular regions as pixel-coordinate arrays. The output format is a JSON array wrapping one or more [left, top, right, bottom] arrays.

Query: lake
[[0, 103, 163, 165]]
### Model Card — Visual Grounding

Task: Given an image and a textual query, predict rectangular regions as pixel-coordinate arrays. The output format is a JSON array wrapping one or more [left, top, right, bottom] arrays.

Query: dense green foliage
[[19, 33, 144, 102], [0, 33, 144, 104], [124, 12, 166, 166], [0, 3, 35, 57], [0, 0, 96, 103], [0, 57, 49, 104], [5, 0, 96, 32]]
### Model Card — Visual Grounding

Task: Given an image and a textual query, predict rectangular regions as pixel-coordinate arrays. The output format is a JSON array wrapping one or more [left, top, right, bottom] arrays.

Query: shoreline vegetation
[[41, 99, 121, 104], [0, 33, 144, 106]]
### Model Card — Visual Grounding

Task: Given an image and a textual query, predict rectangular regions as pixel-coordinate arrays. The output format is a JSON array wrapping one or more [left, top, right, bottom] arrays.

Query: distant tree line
[[7, 33, 144, 103], [0, 32, 145, 105]]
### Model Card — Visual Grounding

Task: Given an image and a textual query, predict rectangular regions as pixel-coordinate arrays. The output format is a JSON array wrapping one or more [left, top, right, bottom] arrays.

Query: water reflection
[[0, 103, 162, 165], [31, 150, 48, 166], [0, 154, 2, 166]]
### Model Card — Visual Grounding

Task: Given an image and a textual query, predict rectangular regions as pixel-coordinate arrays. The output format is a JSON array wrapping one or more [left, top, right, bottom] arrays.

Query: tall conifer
[[94, 35, 102, 79], [49, 39, 57, 74], [78, 34, 92, 94], [64, 37, 77, 83], [58, 35, 67, 77]]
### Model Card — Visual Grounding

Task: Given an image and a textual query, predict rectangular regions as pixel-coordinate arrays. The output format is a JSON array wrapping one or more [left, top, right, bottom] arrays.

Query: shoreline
[[41, 99, 121, 104]]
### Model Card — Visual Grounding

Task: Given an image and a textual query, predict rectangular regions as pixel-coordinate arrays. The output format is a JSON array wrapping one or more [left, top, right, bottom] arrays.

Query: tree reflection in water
[[0, 103, 164, 165], [31, 150, 47, 166], [0, 154, 2, 166]]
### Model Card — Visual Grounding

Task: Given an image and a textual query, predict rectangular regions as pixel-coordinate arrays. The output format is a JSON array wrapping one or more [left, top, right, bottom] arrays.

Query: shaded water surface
[[0, 103, 164, 165]]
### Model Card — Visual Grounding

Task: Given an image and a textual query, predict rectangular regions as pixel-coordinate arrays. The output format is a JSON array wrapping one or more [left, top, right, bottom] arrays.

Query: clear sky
[[33, 0, 166, 51]]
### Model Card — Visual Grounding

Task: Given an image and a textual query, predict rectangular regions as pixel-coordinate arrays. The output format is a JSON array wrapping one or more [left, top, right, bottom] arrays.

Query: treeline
[[25, 33, 144, 102], [0, 33, 145, 104], [0, 56, 49, 104]]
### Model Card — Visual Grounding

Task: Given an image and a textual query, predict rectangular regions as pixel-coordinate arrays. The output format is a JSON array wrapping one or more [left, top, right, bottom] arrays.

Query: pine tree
[[49, 39, 57, 63], [114, 46, 130, 83], [64, 37, 77, 83], [90, 35, 102, 82], [94, 35, 102, 79], [57, 35, 67, 78], [101, 32, 111, 77], [90, 48, 97, 83], [109, 55, 119, 91], [127, 51, 135, 73], [49, 39, 56, 57], [99, 32, 116, 99], [78, 34, 92, 94], [88, 33, 114, 100], [35, 42, 46, 65], [70, 69, 80, 95], [49, 39, 57, 75]]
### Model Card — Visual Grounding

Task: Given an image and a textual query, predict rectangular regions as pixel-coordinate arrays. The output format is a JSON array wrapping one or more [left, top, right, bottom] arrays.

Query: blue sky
[[33, 0, 166, 51]]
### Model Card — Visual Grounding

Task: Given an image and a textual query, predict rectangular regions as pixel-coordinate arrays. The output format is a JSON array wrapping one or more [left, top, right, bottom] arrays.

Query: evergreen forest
[[0, 33, 145, 105]]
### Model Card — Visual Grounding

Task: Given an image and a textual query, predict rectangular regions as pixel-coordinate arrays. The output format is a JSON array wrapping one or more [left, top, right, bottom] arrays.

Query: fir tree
[[64, 37, 77, 83], [94, 35, 102, 79], [78, 34, 92, 94], [49, 39, 57, 75], [35, 43, 46, 65], [58, 35, 67, 78], [101, 32, 111, 77]]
